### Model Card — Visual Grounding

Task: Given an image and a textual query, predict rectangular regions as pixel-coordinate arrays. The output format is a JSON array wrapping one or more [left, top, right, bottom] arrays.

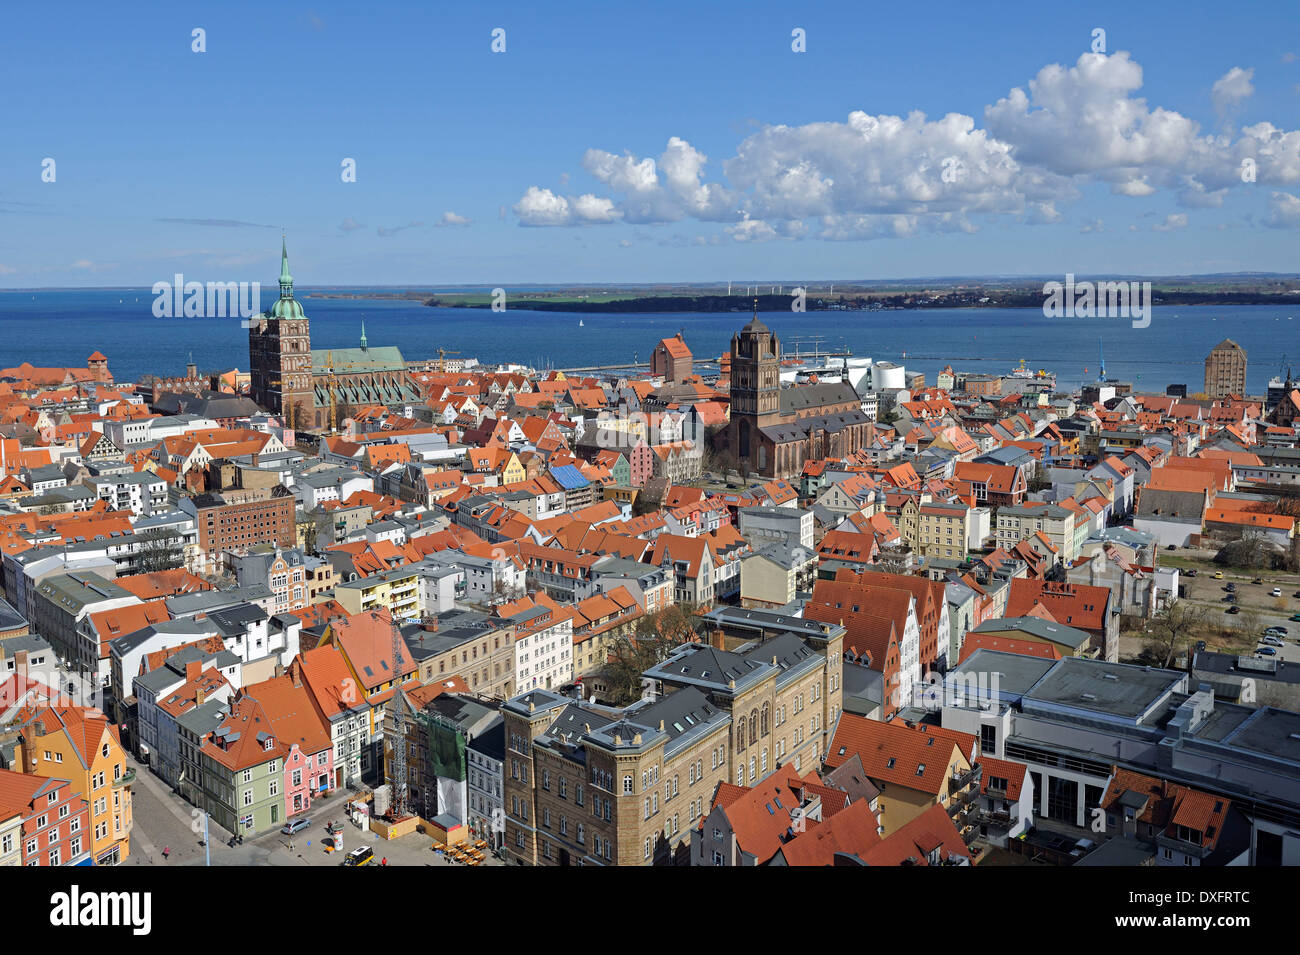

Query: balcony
[[949, 765, 982, 793], [112, 768, 136, 788], [946, 787, 978, 818]]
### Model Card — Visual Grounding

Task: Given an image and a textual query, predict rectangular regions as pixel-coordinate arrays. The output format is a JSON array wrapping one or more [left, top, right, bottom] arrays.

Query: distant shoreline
[[417, 291, 1300, 313]]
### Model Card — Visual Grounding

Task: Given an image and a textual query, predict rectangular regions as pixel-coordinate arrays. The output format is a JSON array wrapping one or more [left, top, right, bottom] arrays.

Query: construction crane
[[320, 350, 401, 434], [388, 618, 409, 821], [437, 347, 461, 373]]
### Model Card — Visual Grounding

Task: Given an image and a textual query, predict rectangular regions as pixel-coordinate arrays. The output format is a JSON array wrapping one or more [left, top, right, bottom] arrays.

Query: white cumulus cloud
[[509, 51, 1300, 240]]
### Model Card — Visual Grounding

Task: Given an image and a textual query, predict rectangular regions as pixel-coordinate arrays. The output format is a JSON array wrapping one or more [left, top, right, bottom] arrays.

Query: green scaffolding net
[[427, 718, 466, 782]]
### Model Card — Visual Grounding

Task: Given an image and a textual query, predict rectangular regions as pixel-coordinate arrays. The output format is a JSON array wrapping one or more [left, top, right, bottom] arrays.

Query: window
[[623, 775, 633, 794], [980, 724, 997, 755], [243, 790, 254, 807], [644, 837, 651, 860]]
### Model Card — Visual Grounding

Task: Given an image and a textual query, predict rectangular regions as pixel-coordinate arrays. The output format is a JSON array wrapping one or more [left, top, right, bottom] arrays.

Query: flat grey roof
[[951, 649, 1057, 698], [1023, 657, 1184, 721], [1218, 707, 1300, 763]]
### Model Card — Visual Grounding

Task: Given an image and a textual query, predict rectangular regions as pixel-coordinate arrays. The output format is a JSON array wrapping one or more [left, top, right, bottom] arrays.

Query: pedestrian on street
[[381, 857, 387, 867], [162, 846, 170, 860]]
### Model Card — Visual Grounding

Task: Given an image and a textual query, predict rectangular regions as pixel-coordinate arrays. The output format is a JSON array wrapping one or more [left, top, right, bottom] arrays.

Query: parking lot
[[1167, 554, 1300, 661]]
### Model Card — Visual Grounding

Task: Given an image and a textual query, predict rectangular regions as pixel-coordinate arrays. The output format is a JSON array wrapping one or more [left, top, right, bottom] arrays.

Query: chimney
[[274, 661, 285, 679], [421, 619, 438, 632], [185, 660, 201, 681], [195, 686, 206, 706], [290, 657, 303, 689], [710, 628, 726, 651]]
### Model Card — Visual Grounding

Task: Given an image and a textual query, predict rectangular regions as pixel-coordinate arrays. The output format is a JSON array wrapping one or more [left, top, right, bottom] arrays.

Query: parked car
[[1227, 606, 1240, 614], [1266, 626, 1288, 636], [1225, 582, 1236, 591], [1261, 636, 1284, 647], [1272, 587, 1283, 597], [1290, 613, 1300, 623], [1256, 646, 1277, 656], [343, 846, 374, 866], [1186, 569, 1199, 577], [281, 817, 311, 836], [1252, 578, 1264, 585], [1213, 571, 1224, 579]]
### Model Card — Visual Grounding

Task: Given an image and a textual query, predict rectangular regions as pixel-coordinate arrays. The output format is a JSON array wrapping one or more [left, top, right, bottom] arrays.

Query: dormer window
[[263, 739, 274, 752]]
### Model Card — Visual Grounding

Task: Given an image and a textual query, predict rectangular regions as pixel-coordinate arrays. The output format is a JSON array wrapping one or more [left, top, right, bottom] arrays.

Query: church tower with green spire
[[249, 234, 316, 428]]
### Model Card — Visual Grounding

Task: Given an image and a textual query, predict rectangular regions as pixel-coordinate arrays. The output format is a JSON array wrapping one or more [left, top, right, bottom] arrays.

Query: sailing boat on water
[[579, 319, 584, 327]]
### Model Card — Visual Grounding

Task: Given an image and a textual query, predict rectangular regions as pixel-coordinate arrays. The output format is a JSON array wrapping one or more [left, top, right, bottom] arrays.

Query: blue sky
[[2, 0, 1300, 287]]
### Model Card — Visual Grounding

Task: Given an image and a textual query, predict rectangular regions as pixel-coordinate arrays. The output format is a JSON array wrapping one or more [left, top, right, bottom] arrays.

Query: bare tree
[[1229, 607, 1263, 645], [1148, 600, 1210, 669], [598, 603, 703, 705], [137, 528, 184, 573]]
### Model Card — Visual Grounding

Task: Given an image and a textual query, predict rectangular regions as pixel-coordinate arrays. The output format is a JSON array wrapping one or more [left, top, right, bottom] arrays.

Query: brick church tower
[[727, 300, 782, 465], [249, 236, 316, 430]]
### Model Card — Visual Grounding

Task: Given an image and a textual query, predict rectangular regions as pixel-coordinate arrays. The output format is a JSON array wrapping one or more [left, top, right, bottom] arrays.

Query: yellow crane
[[320, 350, 405, 434], [437, 347, 461, 373]]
